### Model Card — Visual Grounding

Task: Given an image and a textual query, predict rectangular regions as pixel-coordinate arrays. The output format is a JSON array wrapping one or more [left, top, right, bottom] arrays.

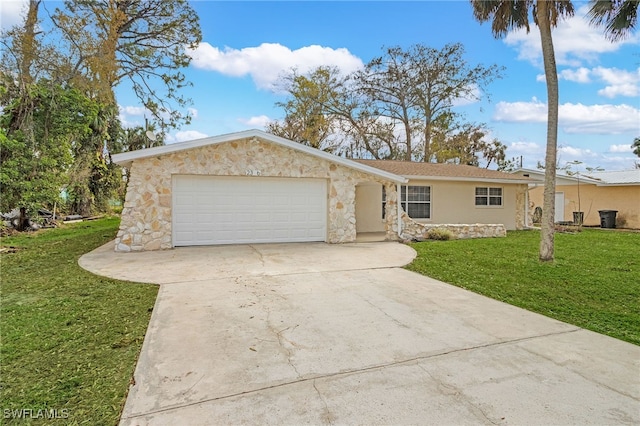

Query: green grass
[[1, 218, 158, 425], [407, 229, 640, 345]]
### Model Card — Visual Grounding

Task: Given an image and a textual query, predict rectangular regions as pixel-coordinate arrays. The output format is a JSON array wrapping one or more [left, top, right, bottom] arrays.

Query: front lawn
[[1, 218, 158, 424], [407, 229, 640, 345]]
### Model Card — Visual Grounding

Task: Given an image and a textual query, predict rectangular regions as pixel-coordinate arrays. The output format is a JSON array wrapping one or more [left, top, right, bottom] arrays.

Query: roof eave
[[111, 129, 407, 184], [404, 175, 532, 184]]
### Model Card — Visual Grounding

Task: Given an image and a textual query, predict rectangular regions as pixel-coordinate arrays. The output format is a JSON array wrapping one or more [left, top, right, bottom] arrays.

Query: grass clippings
[[1, 217, 158, 424]]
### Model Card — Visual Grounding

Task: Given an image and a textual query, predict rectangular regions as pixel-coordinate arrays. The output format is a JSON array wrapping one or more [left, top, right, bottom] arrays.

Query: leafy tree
[[429, 114, 507, 167], [471, 0, 575, 262], [0, 0, 200, 216], [0, 81, 99, 214], [50, 0, 202, 130], [269, 44, 504, 164], [632, 137, 640, 157], [267, 67, 340, 152], [356, 47, 422, 160], [588, 0, 639, 41]]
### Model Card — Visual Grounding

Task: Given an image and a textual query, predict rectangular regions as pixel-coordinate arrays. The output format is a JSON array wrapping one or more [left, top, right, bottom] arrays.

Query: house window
[[475, 187, 503, 206], [382, 185, 431, 219]]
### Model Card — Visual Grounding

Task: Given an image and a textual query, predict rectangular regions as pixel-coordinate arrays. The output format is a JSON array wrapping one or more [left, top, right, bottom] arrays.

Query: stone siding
[[515, 184, 527, 229], [399, 212, 507, 241], [115, 137, 397, 252]]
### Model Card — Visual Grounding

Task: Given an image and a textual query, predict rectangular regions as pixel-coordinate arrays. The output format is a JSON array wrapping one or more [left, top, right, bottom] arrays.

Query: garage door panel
[[173, 176, 327, 246]]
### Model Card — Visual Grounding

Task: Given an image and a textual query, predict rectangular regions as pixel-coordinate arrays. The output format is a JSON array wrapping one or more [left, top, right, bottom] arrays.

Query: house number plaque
[[245, 169, 262, 176]]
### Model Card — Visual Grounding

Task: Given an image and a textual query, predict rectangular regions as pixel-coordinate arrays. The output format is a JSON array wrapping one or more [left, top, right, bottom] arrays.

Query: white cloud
[[239, 115, 271, 128], [558, 145, 598, 159], [504, 6, 639, 67], [560, 67, 592, 83], [0, 0, 28, 31], [598, 83, 638, 98], [494, 100, 640, 135], [119, 105, 147, 116], [560, 103, 640, 134], [187, 108, 199, 119], [537, 66, 639, 98], [118, 105, 149, 127], [494, 98, 548, 122], [165, 130, 208, 144], [188, 42, 364, 90], [592, 67, 640, 98], [538, 67, 592, 83], [509, 141, 543, 155], [451, 84, 481, 107], [609, 144, 633, 153]]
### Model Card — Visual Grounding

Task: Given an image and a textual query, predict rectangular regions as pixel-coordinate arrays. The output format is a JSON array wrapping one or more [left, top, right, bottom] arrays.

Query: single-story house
[[513, 168, 640, 229], [111, 129, 530, 252], [353, 160, 530, 236]]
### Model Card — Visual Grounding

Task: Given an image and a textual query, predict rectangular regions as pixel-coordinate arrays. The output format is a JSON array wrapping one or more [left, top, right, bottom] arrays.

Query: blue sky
[[2, 0, 639, 170]]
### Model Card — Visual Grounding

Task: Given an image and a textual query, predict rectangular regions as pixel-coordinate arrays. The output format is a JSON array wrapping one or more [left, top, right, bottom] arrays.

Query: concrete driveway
[[80, 242, 640, 425]]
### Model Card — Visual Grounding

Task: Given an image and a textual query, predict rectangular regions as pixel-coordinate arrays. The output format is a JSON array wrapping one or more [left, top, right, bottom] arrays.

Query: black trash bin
[[598, 210, 618, 228]]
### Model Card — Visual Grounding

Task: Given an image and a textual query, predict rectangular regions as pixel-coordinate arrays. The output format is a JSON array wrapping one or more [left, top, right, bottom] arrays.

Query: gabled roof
[[111, 129, 407, 184], [584, 170, 640, 185], [513, 168, 639, 186], [356, 160, 532, 184]]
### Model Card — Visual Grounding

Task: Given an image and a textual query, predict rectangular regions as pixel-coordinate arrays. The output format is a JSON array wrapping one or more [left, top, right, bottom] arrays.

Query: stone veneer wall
[[394, 183, 526, 241], [399, 212, 507, 241], [515, 184, 527, 229], [115, 137, 397, 252]]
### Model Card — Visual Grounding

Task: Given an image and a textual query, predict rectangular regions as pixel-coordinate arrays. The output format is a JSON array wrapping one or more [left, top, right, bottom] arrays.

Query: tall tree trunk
[[537, 0, 558, 262], [20, 0, 40, 86], [423, 117, 431, 162]]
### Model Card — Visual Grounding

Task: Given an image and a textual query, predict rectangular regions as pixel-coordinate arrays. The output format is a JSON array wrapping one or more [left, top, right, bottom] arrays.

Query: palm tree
[[587, 0, 639, 41], [470, 0, 574, 262]]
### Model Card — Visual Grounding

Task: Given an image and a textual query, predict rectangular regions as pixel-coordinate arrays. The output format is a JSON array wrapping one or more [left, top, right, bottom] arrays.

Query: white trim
[[512, 168, 602, 185], [525, 189, 529, 227], [555, 192, 565, 223], [399, 184, 432, 219], [405, 175, 529, 184], [397, 183, 402, 237], [113, 129, 407, 184], [474, 186, 504, 208]]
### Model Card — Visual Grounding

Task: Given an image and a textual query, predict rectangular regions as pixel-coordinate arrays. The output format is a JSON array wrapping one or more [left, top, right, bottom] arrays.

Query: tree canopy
[[268, 43, 505, 167], [587, 0, 639, 41], [0, 0, 201, 216]]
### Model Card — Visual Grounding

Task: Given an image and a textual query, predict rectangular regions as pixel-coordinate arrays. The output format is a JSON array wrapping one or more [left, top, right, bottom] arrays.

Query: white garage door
[[172, 175, 327, 246]]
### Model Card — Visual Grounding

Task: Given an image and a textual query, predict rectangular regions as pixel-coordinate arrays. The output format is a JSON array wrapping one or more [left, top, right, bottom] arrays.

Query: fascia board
[[111, 129, 407, 184], [403, 175, 532, 185]]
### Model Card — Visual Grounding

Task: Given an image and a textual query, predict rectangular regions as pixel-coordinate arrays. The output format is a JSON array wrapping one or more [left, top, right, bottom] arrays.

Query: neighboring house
[[112, 130, 529, 252], [513, 168, 640, 229]]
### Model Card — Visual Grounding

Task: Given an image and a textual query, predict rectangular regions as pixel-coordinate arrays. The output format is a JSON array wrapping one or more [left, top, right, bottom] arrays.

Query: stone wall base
[[400, 213, 506, 241]]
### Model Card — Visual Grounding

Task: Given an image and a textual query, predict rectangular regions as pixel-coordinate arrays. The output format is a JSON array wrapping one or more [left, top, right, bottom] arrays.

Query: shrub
[[427, 228, 454, 241]]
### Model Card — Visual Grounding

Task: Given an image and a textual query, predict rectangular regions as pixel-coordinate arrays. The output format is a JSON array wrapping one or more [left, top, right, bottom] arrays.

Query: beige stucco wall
[[355, 182, 386, 233], [354, 179, 527, 232], [529, 184, 640, 229], [116, 137, 397, 251]]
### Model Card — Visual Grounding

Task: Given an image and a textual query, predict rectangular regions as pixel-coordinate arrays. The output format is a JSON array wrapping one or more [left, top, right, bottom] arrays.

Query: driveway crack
[[417, 364, 500, 425], [362, 297, 410, 329], [312, 380, 335, 425], [273, 324, 302, 377], [248, 244, 266, 270], [122, 328, 581, 420]]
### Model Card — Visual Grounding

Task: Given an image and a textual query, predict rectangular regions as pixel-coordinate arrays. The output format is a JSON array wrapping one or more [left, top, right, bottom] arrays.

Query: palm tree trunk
[[537, 0, 559, 262]]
